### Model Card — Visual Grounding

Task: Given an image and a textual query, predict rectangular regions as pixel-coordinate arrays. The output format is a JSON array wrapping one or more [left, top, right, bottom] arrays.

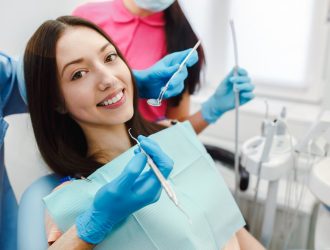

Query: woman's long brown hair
[[24, 16, 163, 177]]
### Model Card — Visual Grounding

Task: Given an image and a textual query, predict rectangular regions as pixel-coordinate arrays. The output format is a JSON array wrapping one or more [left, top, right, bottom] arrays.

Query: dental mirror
[[147, 40, 201, 107]]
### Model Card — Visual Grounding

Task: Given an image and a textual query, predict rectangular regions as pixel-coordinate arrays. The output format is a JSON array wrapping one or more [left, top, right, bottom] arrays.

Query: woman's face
[[56, 26, 134, 129]]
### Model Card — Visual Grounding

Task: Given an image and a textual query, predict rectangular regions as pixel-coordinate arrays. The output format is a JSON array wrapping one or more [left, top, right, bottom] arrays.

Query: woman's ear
[[55, 104, 67, 114], [55, 95, 68, 114]]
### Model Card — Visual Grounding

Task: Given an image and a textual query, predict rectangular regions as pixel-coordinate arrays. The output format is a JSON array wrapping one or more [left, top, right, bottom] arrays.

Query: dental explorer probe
[[229, 20, 241, 199], [128, 129, 192, 223], [147, 40, 201, 107]]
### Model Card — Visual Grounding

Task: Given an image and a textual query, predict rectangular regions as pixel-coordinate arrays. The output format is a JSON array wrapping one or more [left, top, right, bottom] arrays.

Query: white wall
[[179, 0, 231, 86], [0, 0, 96, 56]]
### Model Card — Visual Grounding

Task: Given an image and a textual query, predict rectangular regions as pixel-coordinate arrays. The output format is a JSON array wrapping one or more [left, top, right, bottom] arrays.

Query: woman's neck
[[123, 0, 154, 17], [82, 123, 131, 164]]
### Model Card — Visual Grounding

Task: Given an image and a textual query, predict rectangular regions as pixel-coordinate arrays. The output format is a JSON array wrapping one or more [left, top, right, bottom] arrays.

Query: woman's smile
[[97, 89, 126, 109]]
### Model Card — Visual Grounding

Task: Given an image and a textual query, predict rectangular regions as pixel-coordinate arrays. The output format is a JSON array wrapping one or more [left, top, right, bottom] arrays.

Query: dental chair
[[17, 174, 60, 250], [4, 113, 58, 250]]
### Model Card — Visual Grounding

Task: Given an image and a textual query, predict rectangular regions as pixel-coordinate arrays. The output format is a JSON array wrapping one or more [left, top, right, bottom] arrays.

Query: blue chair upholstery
[[17, 174, 60, 250]]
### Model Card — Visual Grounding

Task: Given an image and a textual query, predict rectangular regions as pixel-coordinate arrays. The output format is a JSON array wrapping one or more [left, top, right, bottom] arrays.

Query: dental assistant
[[73, 0, 255, 133]]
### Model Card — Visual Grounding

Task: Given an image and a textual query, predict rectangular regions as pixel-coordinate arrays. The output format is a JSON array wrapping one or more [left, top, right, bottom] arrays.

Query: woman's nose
[[98, 80, 115, 91], [97, 66, 117, 91]]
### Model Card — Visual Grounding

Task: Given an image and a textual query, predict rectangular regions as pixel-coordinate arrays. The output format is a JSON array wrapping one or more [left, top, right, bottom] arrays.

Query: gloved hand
[[0, 52, 27, 104], [75, 138, 173, 244], [134, 48, 198, 99], [201, 68, 255, 124], [0, 52, 17, 104]]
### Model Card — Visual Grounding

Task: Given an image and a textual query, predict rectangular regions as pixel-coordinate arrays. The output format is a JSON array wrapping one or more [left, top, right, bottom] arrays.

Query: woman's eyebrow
[[61, 58, 84, 77], [61, 43, 114, 77], [100, 43, 113, 53]]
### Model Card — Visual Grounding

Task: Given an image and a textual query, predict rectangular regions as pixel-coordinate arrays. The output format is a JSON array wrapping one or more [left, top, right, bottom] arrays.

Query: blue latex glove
[[134, 48, 199, 99], [201, 68, 255, 124], [0, 52, 17, 106], [0, 52, 27, 105], [75, 138, 173, 244]]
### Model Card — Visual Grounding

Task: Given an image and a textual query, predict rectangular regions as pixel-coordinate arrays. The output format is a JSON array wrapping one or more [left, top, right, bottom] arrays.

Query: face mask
[[134, 0, 175, 12]]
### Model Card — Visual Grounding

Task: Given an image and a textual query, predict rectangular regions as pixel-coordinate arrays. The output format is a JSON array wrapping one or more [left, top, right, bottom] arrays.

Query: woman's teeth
[[99, 91, 124, 106]]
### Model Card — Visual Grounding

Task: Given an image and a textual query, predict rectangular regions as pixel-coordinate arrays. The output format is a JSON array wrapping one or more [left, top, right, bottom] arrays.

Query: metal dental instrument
[[229, 20, 241, 198], [147, 40, 201, 107], [128, 129, 192, 224]]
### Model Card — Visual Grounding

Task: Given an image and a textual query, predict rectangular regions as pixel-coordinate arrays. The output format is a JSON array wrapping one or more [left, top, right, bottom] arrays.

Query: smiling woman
[[56, 27, 134, 128], [24, 16, 164, 178]]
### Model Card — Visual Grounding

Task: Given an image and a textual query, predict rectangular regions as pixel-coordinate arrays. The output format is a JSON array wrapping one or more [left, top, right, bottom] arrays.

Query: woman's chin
[[111, 108, 134, 125], [124, 109, 134, 122]]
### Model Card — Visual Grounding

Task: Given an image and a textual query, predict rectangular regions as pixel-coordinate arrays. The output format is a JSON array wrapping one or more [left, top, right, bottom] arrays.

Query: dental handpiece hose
[[230, 20, 240, 198], [234, 70, 240, 199]]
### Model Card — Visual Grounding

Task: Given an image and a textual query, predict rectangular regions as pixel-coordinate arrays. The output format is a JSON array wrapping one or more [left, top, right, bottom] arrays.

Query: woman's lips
[[98, 90, 126, 110]]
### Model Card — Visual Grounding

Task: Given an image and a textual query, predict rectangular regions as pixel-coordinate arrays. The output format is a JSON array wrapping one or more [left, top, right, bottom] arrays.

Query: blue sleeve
[[0, 151, 18, 250], [0, 52, 27, 116], [0, 53, 26, 250]]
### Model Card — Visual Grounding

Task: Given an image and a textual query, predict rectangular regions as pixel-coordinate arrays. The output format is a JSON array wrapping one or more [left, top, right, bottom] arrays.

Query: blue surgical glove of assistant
[[201, 68, 255, 124], [134, 48, 198, 99], [75, 137, 173, 244]]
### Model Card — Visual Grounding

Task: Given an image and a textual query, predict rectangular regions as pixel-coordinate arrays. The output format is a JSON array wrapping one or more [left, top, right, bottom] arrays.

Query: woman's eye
[[71, 71, 87, 81], [105, 53, 117, 63]]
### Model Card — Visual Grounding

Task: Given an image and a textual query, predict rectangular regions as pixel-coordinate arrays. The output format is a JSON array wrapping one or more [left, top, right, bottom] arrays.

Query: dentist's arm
[[0, 52, 27, 114], [200, 68, 254, 125], [48, 140, 173, 249], [168, 68, 255, 134]]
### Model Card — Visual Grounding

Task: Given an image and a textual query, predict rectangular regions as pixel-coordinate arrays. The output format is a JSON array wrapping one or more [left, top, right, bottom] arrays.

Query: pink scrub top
[[73, 0, 168, 122]]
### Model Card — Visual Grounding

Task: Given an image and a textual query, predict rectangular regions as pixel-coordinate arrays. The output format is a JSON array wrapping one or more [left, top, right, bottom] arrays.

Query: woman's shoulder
[[45, 180, 73, 245], [52, 180, 72, 192]]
